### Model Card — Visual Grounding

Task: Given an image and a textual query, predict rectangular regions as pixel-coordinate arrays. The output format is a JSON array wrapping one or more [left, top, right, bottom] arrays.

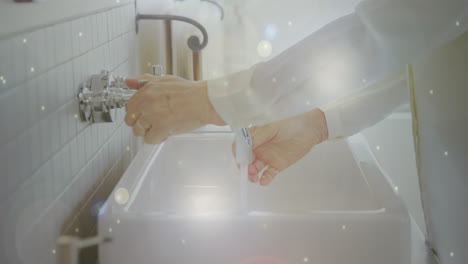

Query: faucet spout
[[235, 128, 254, 165]]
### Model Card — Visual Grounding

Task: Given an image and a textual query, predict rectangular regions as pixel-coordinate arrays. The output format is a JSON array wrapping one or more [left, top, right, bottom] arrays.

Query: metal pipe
[[164, 20, 173, 75], [192, 51, 202, 81], [136, 14, 209, 52]]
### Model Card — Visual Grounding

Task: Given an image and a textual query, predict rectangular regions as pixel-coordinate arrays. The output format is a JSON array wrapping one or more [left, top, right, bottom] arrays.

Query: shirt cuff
[[319, 103, 346, 141]]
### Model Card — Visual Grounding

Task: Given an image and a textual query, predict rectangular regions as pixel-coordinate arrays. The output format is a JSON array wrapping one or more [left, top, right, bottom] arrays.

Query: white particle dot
[[257, 40, 272, 58], [178, 160, 183, 166], [116, 219, 121, 224], [303, 257, 309, 262], [291, 77, 296, 82], [444, 151, 448, 156], [272, 77, 277, 83], [41, 106, 45, 111], [246, 89, 253, 96], [75, 228, 79, 233], [306, 101, 310, 106], [0, 76, 4, 80], [126, 146, 130, 151], [342, 224, 347, 230], [362, 78, 367, 83], [108, 228, 112, 233], [456, 21, 460, 27], [116, 0, 120, 3], [74, 114, 79, 119], [394, 186, 399, 193], [78, 32, 83, 37], [223, 81, 229, 87], [146, 62, 152, 67], [376, 145, 381, 151], [262, 223, 268, 229], [288, 21, 293, 27], [52, 249, 56, 255], [22, 38, 27, 44], [429, 89, 434, 95], [181, 239, 186, 244], [114, 187, 130, 205], [1, 79, 5, 85], [30, 67, 35, 73], [450, 251, 454, 257]]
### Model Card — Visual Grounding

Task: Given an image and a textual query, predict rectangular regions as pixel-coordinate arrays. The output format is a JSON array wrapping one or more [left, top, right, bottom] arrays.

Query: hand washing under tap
[[235, 128, 254, 165]]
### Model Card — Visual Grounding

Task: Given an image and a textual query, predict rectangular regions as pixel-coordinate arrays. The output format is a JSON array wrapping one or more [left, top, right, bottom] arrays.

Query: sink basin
[[99, 132, 410, 264]]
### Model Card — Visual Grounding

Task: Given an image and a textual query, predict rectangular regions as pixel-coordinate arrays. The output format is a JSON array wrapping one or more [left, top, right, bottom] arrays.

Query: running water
[[235, 128, 253, 213], [240, 163, 248, 212]]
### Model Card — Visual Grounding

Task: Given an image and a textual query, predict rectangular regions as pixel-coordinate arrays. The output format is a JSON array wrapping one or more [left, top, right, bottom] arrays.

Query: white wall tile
[[69, 138, 79, 177], [90, 15, 100, 49], [49, 110, 61, 154], [98, 13, 109, 45], [46, 69, 59, 112], [25, 29, 47, 79], [52, 154, 63, 196], [54, 21, 73, 64], [107, 10, 114, 41], [12, 36, 27, 86], [6, 140, 18, 192], [71, 18, 82, 58], [0, 39, 13, 91], [16, 131, 32, 184], [44, 26, 56, 71], [29, 125, 42, 174], [84, 126, 93, 161], [81, 16, 93, 53], [36, 74, 49, 119], [39, 116, 52, 163], [0, 145, 9, 200]]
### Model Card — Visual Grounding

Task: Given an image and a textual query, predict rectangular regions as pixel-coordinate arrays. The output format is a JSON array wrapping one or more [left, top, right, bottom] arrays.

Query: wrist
[[307, 108, 329, 144], [196, 80, 226, 126]]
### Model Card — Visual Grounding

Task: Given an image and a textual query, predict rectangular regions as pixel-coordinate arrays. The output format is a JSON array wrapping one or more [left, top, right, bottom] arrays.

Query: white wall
[[0, 1, 141, 263]]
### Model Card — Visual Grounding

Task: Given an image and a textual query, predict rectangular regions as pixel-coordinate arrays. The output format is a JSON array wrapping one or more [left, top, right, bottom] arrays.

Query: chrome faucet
[[78, 66, 164, 123]]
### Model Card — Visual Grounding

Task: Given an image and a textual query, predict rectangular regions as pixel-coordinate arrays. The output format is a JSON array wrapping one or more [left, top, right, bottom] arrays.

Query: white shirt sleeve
[[207, 0, 468, 129], [319, 70, 409, 139]]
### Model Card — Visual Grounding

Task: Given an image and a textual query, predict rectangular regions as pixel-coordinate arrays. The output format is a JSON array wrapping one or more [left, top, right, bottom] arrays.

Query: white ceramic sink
[[99, 132, 410, 264]]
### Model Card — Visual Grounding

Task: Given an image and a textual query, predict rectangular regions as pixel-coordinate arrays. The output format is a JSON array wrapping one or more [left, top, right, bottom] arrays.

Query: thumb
[[125, 79, 141, 90]]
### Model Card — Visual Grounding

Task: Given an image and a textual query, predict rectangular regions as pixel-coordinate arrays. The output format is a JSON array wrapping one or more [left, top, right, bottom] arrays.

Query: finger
[[249, 159, 265, 183], [132, 121, 146, 137], [259, 167, 279, 186], [125, 82, 162, 114], [124, 112, 141, 126], [144, 126, 168, 144], [138, 118, 152, 130], [247, 163, 258, 182], [125, 79, 141, 90]]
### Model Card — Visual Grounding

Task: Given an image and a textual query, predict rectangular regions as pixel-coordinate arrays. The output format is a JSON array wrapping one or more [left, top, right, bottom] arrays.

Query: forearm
[[208, 0, 467, 128], [319, 70, 409, 139]]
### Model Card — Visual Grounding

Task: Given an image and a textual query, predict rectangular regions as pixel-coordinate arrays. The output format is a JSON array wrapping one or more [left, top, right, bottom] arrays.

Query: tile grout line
[[0, 1, 134, 42]]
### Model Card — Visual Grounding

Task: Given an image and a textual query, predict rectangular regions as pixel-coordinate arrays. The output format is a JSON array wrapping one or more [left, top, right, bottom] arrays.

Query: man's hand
[[124, 75, 225, 144], [233, 109, 328, 186]]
